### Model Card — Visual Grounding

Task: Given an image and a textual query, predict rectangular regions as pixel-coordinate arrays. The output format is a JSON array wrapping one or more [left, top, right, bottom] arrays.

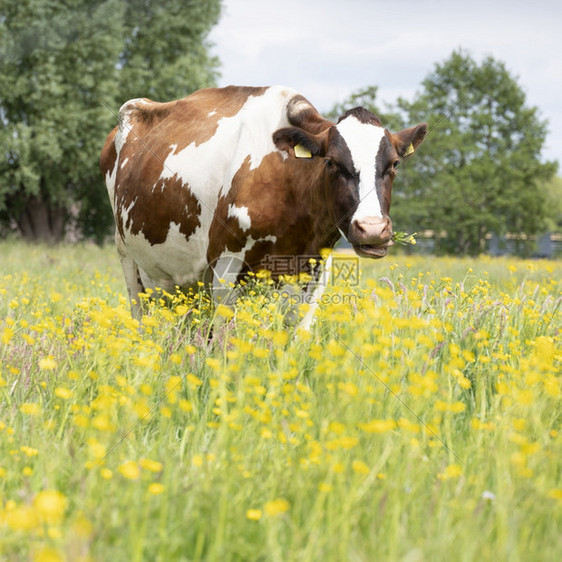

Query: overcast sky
[[209, 0, 562, 166]]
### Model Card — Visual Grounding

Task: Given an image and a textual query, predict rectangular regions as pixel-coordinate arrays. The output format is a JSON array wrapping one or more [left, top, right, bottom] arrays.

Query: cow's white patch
[[105, 164, 118, 212], [211, 235, 277, 304], [336, 116, 386, 222], [227, 204, 252, 232], [120, 157, 129, 169], [290, 98, 313, 117], [119, 196, 137, 232], [116, 98, 148, 153], [130, 221, 209, 293], [112, 86, 298, 295], [208, 110, 217, 117]]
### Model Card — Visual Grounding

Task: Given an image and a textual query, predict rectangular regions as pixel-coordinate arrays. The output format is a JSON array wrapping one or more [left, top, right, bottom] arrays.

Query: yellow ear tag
[[294, 143, 312, 159], [404, 143, 415, 157]]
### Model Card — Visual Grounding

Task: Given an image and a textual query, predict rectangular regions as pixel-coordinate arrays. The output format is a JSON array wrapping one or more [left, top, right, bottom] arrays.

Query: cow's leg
[[298, 254, 332, 331], [115, 233, 145, 319]]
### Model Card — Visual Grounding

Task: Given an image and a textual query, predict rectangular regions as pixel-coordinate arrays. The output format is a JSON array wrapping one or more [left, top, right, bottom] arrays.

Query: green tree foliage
[[332, 51, 557, 255], [543, 176, 562, 231], [0, 0, 221, 243], [394, 51, 557, 255]]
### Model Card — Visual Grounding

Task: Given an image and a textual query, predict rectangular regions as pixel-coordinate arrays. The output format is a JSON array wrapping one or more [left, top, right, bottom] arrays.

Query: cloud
[[210, 0, 562, 163]]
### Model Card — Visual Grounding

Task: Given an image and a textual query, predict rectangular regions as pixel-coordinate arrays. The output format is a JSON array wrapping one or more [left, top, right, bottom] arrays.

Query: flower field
[[0, 241, 561, 562]]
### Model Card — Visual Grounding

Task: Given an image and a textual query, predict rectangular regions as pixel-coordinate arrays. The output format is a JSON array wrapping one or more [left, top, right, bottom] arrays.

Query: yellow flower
[[50, 291, 63, 303], [186, 373, 203, 387], [1, 326, 14, 345], [32, 547, 64, 562], [118, 461, 140, 480], [264, 498, 290, 517], [55, 387, 73, 400], [175, 304, 189, 316], [148, 483, 165, 495], [6, 504, 38, 531], [205, 358, 221, 370], [352, 460, 370, 475], [438, 464, 463, 480], [33, 490, 67, 525], [359, 419, 396, 433], [547, 489, 562, 501], [140, 458, 163, 473], [21, 446, 39, 457], [272, 331, 289, 346], [100, 468, 113, 480], [179, 399, 192, 412], [246, 509, 262, 521], [38, 356, 57, 370], [47, 527, 63, 539], [216, 304, 234, 319], [71, 513, 94, 538], [20, 402, 42, 416], [88, 439, 106, 460], [435, 401, 466, 413]]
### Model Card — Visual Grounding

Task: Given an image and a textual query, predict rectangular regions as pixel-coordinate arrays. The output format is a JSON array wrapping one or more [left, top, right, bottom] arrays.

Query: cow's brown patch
[[207, 151, 340, 276], [123, 173, 200, 244], [121, 87, 269, 157], [99, 127, 118, 179], [115, 170, 201, 245], [112, 126, 201, 245]]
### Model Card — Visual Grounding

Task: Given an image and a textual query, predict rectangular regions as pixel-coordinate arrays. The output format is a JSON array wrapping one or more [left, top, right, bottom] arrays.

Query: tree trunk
[[16, 195, 66, 244]]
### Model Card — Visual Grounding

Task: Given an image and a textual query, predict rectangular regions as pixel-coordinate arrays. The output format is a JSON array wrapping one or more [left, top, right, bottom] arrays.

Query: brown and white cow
[[100, 86, 426, 323]]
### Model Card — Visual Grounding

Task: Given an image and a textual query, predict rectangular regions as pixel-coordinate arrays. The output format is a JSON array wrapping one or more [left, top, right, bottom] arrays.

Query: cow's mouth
[[352, 241, 393, 258]]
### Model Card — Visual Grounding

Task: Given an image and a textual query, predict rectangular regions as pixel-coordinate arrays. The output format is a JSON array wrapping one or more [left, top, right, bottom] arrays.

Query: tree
[[0, 0, 221, 243], [392, 51, 557, 255], [543, 176, 562, 232]]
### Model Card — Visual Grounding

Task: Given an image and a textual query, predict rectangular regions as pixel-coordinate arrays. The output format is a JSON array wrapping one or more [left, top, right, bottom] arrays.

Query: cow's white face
[[273, 106, 427, 259], [333, 111, 393, 257]]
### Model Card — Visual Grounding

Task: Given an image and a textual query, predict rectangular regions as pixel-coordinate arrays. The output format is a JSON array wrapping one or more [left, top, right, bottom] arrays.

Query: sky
[[209, 0, 562, 166]]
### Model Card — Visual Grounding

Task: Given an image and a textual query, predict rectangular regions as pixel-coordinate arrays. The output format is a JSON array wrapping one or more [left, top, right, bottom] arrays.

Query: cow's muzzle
[[349, 216, 393, 259]]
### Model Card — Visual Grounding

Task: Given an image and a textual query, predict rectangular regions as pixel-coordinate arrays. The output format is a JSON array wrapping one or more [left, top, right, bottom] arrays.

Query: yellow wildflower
[[264, 498, 290, 517], [246, 509, 262, 521], [38, 356, 57, 370], [20, 403, 42, 416], [118, 461, 140, 480], [148, 483, 165, 495], [33, 490, 67, 524]]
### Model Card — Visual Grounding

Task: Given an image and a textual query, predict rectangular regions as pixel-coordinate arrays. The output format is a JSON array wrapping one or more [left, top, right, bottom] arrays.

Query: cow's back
[[101, 86, 300, 292]]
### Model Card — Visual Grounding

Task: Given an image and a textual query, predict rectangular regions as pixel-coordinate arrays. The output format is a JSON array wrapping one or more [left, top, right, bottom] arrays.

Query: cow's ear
[[273, 127, 328, 158], [391, 123, 428, 158]]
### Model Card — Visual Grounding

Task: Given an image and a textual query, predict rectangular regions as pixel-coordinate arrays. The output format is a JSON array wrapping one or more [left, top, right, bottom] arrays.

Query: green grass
[[0, 241, 561, 561]]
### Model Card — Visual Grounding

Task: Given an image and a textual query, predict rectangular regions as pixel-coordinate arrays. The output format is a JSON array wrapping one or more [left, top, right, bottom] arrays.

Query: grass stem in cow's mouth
[[392, 231, 417, 245]]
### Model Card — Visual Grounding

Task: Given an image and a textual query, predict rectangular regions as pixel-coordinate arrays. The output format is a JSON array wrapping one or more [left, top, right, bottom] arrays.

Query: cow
[[100, 85, 427, 325]]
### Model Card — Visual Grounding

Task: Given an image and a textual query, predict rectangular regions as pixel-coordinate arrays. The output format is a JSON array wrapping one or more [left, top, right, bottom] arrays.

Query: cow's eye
[[325, 158, 337, 171], [393, 159, 400, 170]]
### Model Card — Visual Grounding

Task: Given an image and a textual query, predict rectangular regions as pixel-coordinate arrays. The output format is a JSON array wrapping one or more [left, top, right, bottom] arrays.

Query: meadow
[[0, 241, 560, 562]]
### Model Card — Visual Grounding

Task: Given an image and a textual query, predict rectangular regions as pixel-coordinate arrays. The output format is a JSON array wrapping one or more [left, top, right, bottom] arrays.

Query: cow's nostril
[[353, 220, 366, 234], [351, 216, 392, 244]]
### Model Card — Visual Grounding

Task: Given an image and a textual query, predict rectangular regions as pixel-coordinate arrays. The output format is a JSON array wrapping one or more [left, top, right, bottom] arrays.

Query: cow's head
[[273, 107, 427, 258]]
